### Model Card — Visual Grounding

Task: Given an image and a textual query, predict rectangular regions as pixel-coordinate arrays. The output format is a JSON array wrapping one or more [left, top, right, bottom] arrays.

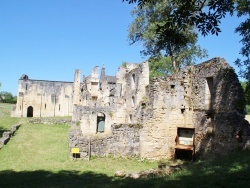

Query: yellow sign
[[71, 148, 80, 154]]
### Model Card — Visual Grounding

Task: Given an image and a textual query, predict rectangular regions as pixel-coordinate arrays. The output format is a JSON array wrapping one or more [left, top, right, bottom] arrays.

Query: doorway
[[175, 127, 195, 160], [27, 106, 33, 117]]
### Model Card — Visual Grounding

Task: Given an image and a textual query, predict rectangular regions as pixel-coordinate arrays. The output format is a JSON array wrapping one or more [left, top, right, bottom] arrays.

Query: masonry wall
[[72, 61, 149, 135], [69, 124, 142, 158], [139, 58, 250, 159], [192, 58, 250, 158], [12, 78, 74, 117]]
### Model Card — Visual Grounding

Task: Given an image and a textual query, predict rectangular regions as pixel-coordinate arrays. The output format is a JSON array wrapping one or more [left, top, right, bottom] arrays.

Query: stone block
[[2, 131, 12, 138], [0, 137, 10, 145]]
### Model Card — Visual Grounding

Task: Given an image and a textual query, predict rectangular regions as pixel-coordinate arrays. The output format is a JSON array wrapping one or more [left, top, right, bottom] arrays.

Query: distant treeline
[[0, 91, 17, 104]]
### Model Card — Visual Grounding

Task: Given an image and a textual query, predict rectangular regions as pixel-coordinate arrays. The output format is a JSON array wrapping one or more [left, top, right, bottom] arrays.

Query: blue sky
[[0, 0, 246, 95]]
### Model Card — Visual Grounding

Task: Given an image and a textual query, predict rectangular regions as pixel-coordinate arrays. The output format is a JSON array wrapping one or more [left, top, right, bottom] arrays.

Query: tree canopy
[[235, 0, 250, 80], [128, 0, 207, 73], [0, 91, 17, 104], [124, 0, 250, 79], [124, 0, 234, 36]]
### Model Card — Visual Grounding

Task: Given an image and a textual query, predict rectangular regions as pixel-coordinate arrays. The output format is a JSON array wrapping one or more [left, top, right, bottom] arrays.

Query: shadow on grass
[[1, 150, 250, 188], [0, 126, 9, 139], [0, 170, 174, 188]]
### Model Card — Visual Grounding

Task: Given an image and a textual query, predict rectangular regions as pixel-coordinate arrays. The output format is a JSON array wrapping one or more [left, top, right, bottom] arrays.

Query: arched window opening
[[97, 112, 105, 133]]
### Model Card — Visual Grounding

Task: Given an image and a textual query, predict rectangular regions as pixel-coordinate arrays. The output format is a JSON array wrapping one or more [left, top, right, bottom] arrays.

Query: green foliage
[[240, 81, 250, 114], [234, 0, 250, 80], [149, 55, 172, 78], [122, 62, 128, 68], [76, 121, 80, 126], [124, 0, 235, 36], [244, 82, 250, 105], [124, 0, 249, 80], [128, 0, 207, 71], [246, 105, 250, 114], [0, 91, 17, 103]]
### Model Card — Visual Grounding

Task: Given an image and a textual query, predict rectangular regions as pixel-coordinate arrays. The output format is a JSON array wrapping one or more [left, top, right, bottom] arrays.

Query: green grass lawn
[[0, 103, 250, 187], [0, 103, 25, 136]]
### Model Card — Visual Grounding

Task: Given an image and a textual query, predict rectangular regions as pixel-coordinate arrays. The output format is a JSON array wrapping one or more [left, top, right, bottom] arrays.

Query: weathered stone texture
[[12, 57, 250, 160], [140, 58, 250, 159], [69, 124, 142, 158], [28, 118, 71, 125], [12, 77, 74, 117]]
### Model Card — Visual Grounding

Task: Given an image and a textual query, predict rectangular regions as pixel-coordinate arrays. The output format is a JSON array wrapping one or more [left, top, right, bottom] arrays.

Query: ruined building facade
[[72, 62, 149, 135], [11, 75, 74, 117], [12, 58, 250, 159], [70, 58, 250, 159]]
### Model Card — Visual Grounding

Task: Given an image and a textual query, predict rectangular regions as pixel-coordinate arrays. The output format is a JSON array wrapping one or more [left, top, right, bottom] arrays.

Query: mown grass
[[0, 103, 250, 187], [0, 103, 27, 136]]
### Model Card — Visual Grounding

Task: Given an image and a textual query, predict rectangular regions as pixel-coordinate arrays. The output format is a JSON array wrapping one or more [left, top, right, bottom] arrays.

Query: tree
[[240, 81, 250, 114], [0, 91, 17, 103], [124, 0, 234, 36], [235, 0, 250, 79], [128, 0, 207, 72], [149, 55, 173, 78]]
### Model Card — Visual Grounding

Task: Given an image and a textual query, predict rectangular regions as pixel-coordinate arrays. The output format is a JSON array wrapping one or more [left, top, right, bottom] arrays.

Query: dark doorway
[[27, 106, 33, 117], [175, 127, 195, 161], [97, 112, 105, 133]]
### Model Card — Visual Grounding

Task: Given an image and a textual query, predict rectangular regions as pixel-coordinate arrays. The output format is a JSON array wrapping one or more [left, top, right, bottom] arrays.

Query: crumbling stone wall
[[69, 124, 142, 158], [192, 58, 250, 158], [28, 118, 71, 125], [139, 57, 250, 159], [72, 61, 149, 135]]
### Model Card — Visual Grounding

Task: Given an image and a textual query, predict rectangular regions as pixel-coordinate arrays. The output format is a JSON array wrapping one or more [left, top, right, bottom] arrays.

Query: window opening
[[97, 112, 105, 133], [205, 77, 213, 110], [132, 96, 135, 107]]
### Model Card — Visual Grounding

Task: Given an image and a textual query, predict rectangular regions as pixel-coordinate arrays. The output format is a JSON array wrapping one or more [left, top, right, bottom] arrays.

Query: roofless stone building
[[12, 58, 250, 159]]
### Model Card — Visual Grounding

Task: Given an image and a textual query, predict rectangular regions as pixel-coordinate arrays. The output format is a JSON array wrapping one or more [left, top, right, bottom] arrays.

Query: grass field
[[0, 103, 26, 136], [1, 103, 250, 187]]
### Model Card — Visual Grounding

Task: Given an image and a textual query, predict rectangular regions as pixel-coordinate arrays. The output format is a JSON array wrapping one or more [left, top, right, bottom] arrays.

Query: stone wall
[[0, 124, 21, 149], [139, 58, 250, 159], [28, 118, 71, 125], [69, 123, 142, 158], [12, 76, 74, 117]]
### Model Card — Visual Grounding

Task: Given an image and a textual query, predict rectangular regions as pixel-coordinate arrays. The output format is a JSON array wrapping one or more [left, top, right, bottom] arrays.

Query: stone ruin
[[69, 57, 250, 160], [12, 57, 250, 159]]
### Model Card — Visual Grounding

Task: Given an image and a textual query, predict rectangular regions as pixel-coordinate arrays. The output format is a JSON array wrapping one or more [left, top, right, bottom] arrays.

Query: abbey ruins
[[12, 57, 250, 159]]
